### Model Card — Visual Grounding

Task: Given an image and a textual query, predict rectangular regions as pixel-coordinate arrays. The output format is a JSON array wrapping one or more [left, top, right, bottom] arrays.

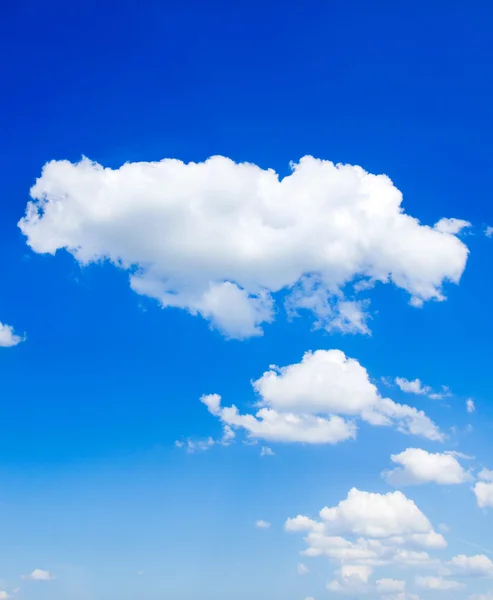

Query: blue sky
[[2, 1, 493, 599]]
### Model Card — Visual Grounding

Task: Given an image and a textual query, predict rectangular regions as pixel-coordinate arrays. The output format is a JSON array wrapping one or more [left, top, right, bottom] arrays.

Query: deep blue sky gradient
[[1, 1, 493, 599]]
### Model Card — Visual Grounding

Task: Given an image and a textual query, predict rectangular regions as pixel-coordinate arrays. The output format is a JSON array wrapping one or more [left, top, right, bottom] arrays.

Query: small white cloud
[[416, 575, 464, 590], [383, 448, 472, 486], [473, 482, 493, 508], [478, 468, 493, 482], [485, 226, 493, 237], [297, 563, 309, 575], [0, 592, 9, 599], [0, 322, 24, 347], [176, 422, 235, 453], [434, 217, 471, 235], [260, 446, 275, 456], [255, 520, 271, 529], [327, 565, 374, 595], [179, 437, 215, 453], [438, 523, 450, 533], [23, 569, 54, 581], [394, 377, 450, 400], [448, 554, 493, 577], [395, 377, 431, 395], [467, 399, 476, 413], [221, 425, 235, 445]]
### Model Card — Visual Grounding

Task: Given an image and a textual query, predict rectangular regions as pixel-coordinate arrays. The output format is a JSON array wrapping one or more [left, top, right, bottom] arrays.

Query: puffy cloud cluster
[[287, 488, 449, 596], [286, 487, 445, 564], [19, 156, 470, 339], [383, 448, 472, 486], [198, 350, 443, 445], [286, 487, 493, 598]]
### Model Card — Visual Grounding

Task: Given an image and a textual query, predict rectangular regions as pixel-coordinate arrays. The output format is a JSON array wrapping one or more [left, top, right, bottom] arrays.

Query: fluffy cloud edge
[[19, 155, 470, 339]]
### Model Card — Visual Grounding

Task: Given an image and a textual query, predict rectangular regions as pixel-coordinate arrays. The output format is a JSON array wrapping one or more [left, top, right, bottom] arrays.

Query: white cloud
[[286, 490, 436, 543], [256, 350, 384, 416], [434, 218, 471, 235], [19, 156, 469, 339], [447, 450, 475, 460], [469, 594, 493, 600], [318, 488, 432, 539], [285, 515, 324, 534], [198, 350, 443, 445], [340, 564, 373, 582], [0, 593, 9, 600], [383, 448, 472, 486], [286, 487, 447, 585], [406, 532, 447, 549], [255, 520, 271, 529], [0, 322, 24, 347], [395, 378, 431, 395], [473, 483, 493, 509], [376, 579, 406, 593], [478, 469, 493, 482], [467, 399, 476, 413], [297, 563, 309, 575], [392, 549, 440, 568], [485, 226, 493, 238], [176, 421, 235, 452], [448, 554, 493, 577], [23, 569, 54, 581], [260, 446, 275, 456], [204, 398, 357, 445], [327, 565, 373, 594], [415, 575, 464, 590], [329, 566, 437, 596], [394, 378, 450, 400]]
